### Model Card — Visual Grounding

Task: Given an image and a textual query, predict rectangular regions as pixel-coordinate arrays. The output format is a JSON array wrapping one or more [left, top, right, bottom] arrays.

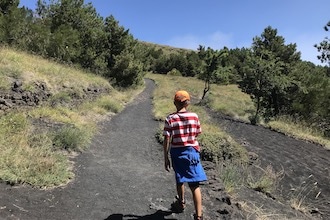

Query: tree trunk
[[201, 80, 210, 100]]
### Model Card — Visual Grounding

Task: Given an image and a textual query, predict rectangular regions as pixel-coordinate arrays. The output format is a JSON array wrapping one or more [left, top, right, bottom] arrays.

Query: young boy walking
[[163, 90, 207, 220]]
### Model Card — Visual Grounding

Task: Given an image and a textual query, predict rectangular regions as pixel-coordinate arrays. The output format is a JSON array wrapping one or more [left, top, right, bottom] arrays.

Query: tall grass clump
[[290, 174, 323, 215], [52, 125, 92, 151], [218, 162, 246, 194], [246, 165, 284, 197], [198, 123, 248, 162], [93, 95, 123, 113]]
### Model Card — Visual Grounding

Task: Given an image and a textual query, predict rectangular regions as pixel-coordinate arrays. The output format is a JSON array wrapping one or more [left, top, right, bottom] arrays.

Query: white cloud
[[166, 31, 233, 50]]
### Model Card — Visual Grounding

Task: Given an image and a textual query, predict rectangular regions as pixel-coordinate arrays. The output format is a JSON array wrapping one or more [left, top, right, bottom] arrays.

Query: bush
[[49, 91, 72, 106], [52, 125, 91, 151], [199, 131, 248, 163], [167, 68, 182, 76], [247, 165, 284, 196], [97, 97, 122, 113]]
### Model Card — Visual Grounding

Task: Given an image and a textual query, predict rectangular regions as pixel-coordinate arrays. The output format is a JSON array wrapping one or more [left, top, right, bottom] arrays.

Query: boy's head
[[174, 90, 190, 108]]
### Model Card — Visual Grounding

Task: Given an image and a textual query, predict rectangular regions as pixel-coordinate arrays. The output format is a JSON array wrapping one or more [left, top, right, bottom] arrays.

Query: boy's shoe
[[193, 214, 203, 220], [170, 195, 186, 213]]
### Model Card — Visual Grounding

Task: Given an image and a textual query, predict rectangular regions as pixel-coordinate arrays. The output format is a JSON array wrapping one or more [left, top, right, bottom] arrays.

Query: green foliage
[[110, 49, 144, 87], [0, 112, 28, 135], [152, 51, 195, 76], [0, 0, 19, 14], [167, 68, 182, 76], [247, 165, 283, 196], [219, 162, 245, 193], [49, 91, 72, 106], [52, 125, 92, 151], [199, 131, 247, 163], [97, 96, 122, 113], [315, 21, 330, 66], [239, 26, 301, 122]]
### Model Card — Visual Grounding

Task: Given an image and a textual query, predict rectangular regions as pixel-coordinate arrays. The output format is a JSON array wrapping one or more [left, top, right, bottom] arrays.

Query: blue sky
[[19, 0, 329, 65]]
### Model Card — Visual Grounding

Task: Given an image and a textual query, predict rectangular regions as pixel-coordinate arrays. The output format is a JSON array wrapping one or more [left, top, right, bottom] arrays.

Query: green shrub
[[97, 97, 122, 113], [52, 125, 92, 151], [199, 131, 247, 163], [219, 162, 245, 193], [247, 165, 283, 196], [49, 92, 72, 106], [155, 124, 165, 144], [167, 68, 182, 76]]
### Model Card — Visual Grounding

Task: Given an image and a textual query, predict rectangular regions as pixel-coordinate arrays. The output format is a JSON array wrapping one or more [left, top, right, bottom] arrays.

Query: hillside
[[0, 47, 142, 187]]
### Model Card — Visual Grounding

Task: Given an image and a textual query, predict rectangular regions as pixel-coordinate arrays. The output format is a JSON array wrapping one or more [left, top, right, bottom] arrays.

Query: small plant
[[290, 174, 322, 214], [97, 96, 122, 113], [167, 68, 182, 76], [52, 125, 92, 151], [247, 165, 284, 197], [155, 123, 165, 144], [219, 162, 245, 193], [49, 91, 72, 106], [199, 130, 247, 163]]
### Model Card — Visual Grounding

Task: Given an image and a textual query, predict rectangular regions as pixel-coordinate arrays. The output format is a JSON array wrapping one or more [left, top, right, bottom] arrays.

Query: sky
[[19, 0, 330, 66]]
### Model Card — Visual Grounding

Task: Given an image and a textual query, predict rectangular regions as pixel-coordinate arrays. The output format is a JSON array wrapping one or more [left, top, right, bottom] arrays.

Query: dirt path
[[1, 79, 329, 220], [0, 79, 243, 220]]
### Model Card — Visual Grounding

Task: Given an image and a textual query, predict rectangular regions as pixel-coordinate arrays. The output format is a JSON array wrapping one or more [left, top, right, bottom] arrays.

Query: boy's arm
[[163, 136, 171, 172]]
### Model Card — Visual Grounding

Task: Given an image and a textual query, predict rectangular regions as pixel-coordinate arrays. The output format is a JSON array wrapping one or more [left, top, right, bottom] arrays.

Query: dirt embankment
[[0, 80, 109, 114]]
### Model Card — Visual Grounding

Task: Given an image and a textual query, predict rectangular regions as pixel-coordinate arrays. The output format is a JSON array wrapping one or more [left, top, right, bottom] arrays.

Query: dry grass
[[0, 47, 111, 94], [247, 165, 284, 196], [239, 201, 289, 220], [289, 174, 322, 215], [268, 116, 330, 150]]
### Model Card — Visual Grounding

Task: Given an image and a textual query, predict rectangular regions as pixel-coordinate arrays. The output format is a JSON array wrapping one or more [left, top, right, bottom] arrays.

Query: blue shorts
[[170, 146, 207, 184]]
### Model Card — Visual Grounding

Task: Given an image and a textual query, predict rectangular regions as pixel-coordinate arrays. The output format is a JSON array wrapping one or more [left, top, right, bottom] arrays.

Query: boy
[[163, 90, 207, 220]]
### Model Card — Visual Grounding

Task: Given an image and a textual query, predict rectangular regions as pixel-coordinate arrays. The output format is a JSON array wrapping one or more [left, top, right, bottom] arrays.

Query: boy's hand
[[165, 157, 171, 172]]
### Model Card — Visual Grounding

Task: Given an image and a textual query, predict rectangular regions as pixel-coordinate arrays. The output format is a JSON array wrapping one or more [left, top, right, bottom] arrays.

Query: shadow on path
[[105, 210, 176, 220]]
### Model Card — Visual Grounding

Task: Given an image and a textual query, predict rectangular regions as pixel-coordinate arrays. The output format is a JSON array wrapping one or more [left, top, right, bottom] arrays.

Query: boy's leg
[[176, 182, 185, 202], [189, 183, 202, 218]]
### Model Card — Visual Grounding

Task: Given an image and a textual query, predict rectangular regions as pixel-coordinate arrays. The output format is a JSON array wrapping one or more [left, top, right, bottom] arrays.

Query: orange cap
[[174, 90, 190, 102]]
